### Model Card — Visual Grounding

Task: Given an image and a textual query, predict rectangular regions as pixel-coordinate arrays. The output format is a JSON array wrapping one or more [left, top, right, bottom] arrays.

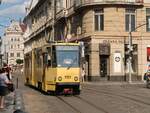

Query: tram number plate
[[65, 76, 71, 79]]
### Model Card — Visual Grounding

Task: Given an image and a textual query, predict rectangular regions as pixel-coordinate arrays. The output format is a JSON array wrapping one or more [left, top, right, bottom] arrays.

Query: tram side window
[[52, 47, 57, 67], [43, 53, 51, 67], [36, 52, 42, 67], [46, 47, 52, 67]]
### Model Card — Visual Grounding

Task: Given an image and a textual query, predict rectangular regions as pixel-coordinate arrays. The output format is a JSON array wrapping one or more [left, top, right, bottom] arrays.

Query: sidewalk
[[1, 89, 25, 113], [1, 92, 14, 113], [3, 80, 146, 113]]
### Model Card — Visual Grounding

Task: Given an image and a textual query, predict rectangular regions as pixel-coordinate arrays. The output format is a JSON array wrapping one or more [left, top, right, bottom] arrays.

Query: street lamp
[[128, 23, 148, 83]]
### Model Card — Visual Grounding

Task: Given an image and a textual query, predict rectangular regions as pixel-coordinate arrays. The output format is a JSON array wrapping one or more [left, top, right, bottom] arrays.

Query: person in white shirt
[[82, 67, 85, 82], [0, 69, 11, 109]]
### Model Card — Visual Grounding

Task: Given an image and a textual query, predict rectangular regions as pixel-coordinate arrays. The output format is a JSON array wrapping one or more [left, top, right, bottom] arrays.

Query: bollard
[[16, 77, 18, 89]]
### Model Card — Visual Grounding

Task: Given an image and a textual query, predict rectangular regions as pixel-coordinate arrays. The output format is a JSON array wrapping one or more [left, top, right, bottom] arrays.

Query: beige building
[[24, 0, 150, 82], [2, 21, 25, 65]]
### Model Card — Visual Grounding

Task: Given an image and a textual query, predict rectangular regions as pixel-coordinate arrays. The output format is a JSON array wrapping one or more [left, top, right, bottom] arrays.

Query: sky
[[0, 0, 31, 36]]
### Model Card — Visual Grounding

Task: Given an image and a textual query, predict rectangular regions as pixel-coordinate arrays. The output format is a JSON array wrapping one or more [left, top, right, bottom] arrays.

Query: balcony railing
[[75, 0, 143, 7]]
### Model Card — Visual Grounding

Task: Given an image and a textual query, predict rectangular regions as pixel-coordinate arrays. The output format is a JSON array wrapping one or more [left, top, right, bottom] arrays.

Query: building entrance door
[[100, 56, 109, 78]]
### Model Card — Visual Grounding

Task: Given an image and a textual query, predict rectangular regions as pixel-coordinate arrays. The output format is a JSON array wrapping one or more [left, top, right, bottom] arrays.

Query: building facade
[[24, 0, 150, 82], [2, 21, 24, 65]]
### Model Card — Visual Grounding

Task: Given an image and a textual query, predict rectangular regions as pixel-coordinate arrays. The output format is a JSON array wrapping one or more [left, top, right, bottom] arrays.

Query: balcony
[[75, 0, 143, 8]]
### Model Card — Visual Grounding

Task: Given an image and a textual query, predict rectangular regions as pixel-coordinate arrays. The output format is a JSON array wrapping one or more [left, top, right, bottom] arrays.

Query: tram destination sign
[[56, 46, 79, 51]]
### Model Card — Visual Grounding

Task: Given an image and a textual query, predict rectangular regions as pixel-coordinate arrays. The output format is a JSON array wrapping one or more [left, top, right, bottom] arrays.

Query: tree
[[16, 59, 23, 64]]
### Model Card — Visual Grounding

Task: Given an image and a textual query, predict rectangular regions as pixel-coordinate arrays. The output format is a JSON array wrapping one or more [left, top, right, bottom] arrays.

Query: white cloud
[[0, 0, 31, 15], [2, 0, 20, 4], [24, 0, 31, 8], [0, 4, 26, 15]]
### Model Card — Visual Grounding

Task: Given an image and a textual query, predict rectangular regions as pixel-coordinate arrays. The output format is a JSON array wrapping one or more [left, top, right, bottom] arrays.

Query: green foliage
[[16, 59, 23, 64]]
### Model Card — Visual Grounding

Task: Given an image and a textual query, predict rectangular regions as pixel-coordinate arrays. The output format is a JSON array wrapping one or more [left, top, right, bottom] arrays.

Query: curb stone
[[14, 89, 26, 113]]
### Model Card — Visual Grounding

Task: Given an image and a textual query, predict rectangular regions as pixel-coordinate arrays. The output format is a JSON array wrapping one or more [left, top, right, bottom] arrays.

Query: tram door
[[100, 56, 109, 78]]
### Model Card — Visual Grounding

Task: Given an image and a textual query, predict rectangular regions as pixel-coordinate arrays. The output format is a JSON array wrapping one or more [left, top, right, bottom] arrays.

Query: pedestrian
[[0, 68, 11, 109], [82, 67, 85, 82], [144, 72, 147, 81], [4, 65, 12, 81], [21, 68, 23, 74]]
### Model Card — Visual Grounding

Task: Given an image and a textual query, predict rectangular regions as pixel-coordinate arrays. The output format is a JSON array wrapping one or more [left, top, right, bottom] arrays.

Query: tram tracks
[[74, 96, 109, 113], [56, 95, 110, 113], [56, 96, 82, 113], [84, 85, 150, 102], [84, 87, 150, 106], [55, 85, 150, 113]]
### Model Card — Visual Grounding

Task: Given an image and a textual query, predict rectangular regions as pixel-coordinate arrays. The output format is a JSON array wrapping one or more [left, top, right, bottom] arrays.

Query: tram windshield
[[55, 46, 79, 67]]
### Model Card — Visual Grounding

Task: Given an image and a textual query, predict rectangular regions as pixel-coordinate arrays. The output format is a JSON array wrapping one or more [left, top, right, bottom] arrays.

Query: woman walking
[[82, 67, 85, 82], [0, 68, 10, 109]]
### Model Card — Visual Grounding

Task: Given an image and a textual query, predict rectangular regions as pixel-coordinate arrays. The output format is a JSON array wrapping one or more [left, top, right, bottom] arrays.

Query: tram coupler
[[63, 88, 73, 95]]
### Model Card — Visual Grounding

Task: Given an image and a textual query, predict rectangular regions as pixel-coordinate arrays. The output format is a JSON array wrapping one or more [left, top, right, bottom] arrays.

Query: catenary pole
[[128, 26, 132, 83], [128, 22, 148, 83]]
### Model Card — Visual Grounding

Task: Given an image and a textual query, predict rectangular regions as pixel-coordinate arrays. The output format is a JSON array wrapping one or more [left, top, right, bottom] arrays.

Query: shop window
[[147, 47, 150, 61]]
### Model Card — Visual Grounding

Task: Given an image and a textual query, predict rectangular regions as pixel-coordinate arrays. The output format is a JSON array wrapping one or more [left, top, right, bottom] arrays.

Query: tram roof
[[44, 42, 80, 47]]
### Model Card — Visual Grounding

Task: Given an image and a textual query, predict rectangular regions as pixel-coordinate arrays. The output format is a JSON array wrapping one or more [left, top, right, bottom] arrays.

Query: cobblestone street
[[1, 0, 150, 113], [12, 70, 150, 113], [1, 93, 14, 113]]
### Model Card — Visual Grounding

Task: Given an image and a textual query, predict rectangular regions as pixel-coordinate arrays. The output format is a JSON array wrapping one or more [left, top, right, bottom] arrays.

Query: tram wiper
[[67, 58, 77, 70]]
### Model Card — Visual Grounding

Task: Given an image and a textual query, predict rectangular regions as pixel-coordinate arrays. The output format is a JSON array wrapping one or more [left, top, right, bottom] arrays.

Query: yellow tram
[[24, 42, 81, 94]]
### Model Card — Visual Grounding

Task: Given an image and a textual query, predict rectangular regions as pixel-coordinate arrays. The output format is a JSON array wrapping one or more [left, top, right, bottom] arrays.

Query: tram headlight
[[58, 76, 62, 81], [74, 76, 78, 81]]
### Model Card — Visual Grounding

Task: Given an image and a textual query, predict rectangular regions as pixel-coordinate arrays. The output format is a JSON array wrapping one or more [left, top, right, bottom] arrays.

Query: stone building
[[2, 21, 25, 65], [24, 0, 150, 82]]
